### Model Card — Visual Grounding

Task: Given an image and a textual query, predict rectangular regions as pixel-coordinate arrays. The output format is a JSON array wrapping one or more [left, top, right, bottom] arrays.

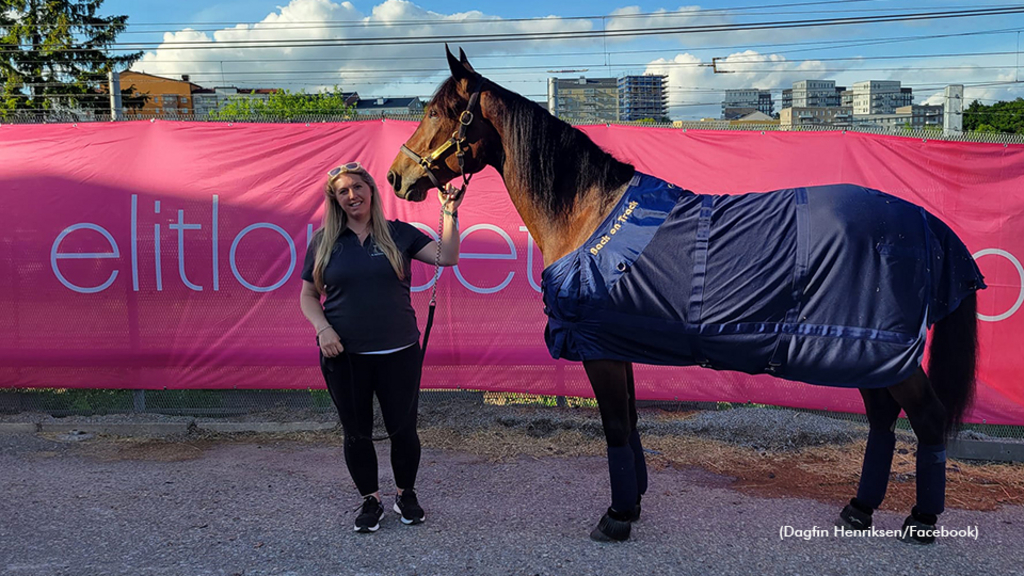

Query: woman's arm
[[413, 185, 464, 266], [299, 280, 343, 356]]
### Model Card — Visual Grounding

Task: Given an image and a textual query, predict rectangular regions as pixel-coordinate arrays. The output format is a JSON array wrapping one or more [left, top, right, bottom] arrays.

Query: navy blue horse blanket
[[541, 173, 986, 388]]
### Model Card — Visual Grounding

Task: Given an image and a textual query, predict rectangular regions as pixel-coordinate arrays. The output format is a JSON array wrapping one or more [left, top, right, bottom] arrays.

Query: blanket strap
[[688, 195, 715, 368], [766, 188, 810, 374]]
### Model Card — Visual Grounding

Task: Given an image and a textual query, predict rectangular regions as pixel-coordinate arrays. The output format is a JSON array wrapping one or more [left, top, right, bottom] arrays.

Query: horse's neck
[[501, 160, 629, 268], [481, 94, 630, 267]]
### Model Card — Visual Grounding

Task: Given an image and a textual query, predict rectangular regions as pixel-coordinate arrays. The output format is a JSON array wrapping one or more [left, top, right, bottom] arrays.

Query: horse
[[387, 46, 986, 544]]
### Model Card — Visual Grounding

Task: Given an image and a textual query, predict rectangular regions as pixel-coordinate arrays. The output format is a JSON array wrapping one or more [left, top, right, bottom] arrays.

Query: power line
[[37, 41, 1015, 66], [5, 6, 1024, 53], [14, 79, 1023, 99], [95, 4, 1024, 36], [9, 48, 1022, 85], [0, 1, 910, 29]]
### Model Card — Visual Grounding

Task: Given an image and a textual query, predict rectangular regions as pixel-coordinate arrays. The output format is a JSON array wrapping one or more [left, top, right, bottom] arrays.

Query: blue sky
[[97, 0, 1024, 119]]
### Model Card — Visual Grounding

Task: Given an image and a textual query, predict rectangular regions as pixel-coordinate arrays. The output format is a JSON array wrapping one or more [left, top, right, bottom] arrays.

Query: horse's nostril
[[386, 170, 397, 188]]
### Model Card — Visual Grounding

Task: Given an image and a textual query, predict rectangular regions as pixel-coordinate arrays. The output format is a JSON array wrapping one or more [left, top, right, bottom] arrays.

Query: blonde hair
[[312, 166, 406, 294]]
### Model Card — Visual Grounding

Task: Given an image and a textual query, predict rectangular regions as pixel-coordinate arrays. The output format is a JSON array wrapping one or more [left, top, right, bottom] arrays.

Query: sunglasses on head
[[328, 162, 363, 177]]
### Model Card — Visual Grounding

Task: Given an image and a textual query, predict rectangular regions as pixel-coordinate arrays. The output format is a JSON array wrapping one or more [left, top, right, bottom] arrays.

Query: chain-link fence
[[3, 112, 1024, 145]]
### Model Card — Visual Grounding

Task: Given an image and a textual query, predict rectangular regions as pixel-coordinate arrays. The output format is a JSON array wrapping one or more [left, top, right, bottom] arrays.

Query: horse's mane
[[431, 77, 635, 220]]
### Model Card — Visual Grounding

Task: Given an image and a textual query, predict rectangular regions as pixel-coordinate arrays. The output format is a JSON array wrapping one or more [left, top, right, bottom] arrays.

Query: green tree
[[0, 0, 140, 119], [209, 86, 356, 120], [963, 98, 1024, 134]]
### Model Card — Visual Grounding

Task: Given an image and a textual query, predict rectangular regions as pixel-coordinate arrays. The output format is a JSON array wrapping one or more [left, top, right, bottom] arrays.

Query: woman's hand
[[319, 327, 344, 357], [438, 183, 465, 214]]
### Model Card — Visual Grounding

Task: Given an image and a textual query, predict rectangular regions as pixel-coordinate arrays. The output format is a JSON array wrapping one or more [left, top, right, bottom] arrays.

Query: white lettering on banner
[[131, 194, 139, 291], [154, 201, 162, 291], [454, 224, 517, 294], [47, 195, 1018, 308], [50, 224, 120, 294], [519, 226, 542, 293], [212, 195, 220, 291], [973, 249, 1024, 322], [170, 209, 203, 291], [229, 223, 296, 292]]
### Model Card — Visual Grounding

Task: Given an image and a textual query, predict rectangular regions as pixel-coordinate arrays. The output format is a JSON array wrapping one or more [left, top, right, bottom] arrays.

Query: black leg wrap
[[629, 493, 642, 522], [590, 507, 632, 542], [837, 498, 874, 531], [898, 508, 938, 545], [856, 428, 897, 508], [607, 445, 639, 515]]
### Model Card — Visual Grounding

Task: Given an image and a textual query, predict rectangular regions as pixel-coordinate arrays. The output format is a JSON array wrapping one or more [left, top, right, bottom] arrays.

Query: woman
[[299, 161, 462, 533]]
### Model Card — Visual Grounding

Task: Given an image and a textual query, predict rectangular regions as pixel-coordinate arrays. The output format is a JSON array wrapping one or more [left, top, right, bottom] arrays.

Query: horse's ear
[[446, 44, 475, 83], [458, 48, 476, 74]]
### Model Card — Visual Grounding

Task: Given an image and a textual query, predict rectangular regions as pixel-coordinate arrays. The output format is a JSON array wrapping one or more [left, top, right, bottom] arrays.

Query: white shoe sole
[[393, 503, 425, 525], [354, 522, 380, 533]]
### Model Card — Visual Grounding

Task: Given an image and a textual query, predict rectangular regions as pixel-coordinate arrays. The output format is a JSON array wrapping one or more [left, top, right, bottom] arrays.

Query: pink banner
[[1, 121, 1022, 424]]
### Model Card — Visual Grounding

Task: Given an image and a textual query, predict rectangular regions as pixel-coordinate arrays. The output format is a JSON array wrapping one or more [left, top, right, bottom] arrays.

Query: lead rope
[[420, 199, 446, 357]]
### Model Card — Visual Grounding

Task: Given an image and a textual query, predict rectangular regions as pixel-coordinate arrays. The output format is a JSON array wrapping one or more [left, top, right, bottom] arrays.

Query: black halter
[[400, 76, 485, 197]]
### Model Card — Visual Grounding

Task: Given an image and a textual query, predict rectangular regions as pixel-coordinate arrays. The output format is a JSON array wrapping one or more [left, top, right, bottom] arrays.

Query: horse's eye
[[428, 109, 438, 119]]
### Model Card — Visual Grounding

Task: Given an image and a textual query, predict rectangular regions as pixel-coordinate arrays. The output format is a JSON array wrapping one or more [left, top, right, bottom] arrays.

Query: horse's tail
[[927, 292, 979, 436]]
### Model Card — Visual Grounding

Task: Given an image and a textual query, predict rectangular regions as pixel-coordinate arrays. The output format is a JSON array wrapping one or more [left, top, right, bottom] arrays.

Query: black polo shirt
[[302, 220, 432, 353]]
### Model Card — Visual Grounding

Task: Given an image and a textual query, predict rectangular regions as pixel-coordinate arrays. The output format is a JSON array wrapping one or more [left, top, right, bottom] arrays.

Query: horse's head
[[388, 46, 496, 202]]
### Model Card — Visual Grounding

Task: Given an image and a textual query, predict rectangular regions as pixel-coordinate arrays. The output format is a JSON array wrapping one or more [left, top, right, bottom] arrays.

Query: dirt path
[[2, 406, 1022, 576]]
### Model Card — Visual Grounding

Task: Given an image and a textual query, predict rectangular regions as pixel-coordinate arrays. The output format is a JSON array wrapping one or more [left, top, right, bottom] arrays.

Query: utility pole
[[944, 84, 963, 135], [108, 70, 123, 120]]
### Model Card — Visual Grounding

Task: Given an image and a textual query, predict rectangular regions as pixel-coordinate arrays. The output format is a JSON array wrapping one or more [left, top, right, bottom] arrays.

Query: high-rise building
[[851, 81, 913, 114], [548, 74, 668, 123], [791, 80, 845, 108], [618, 75, 668, 122], [722, 88, 774, 118], [547, 77, 619, 123]]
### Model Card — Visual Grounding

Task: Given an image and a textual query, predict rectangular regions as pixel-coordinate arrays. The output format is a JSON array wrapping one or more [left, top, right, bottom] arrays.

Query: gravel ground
[[1, 406, 1022, 576]]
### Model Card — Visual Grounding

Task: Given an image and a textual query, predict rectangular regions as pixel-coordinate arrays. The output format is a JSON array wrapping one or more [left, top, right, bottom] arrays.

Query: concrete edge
[[195, 421, 337, 434], [948, 438, 1024, 463], [0, 422, 40, 434], [38, 422, 191, 437]]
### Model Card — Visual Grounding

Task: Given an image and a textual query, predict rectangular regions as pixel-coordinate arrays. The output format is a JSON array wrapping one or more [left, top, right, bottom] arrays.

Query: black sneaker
[[393, 489, 425, 525], [354, 495, 384, 533]]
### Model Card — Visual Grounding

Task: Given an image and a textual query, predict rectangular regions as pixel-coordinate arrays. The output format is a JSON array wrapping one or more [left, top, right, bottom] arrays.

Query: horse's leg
[[584, 359, 637, 542], [838, 387, 902, 530], [625, 362, 648, 520], [886, 368, 948, 545]]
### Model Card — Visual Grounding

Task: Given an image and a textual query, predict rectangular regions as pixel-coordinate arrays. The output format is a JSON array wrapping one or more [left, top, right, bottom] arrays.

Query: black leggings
[[320, 343, 422, 496]]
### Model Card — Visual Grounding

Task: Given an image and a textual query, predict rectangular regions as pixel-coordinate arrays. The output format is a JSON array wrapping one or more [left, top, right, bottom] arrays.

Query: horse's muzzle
[[387, 170, 404, 198]]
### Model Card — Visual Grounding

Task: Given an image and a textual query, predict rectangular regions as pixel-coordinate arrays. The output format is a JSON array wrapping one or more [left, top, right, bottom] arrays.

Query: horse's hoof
[[897, 515, 937, 545], [590, 508, 632, 542], [836, 499, 872, 531]]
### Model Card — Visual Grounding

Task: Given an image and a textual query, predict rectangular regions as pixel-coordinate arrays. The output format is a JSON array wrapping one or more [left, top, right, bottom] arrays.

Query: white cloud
[[644, 50, 829, 118], [129, 1, 1024, 117], [132, 0, 594, 96]]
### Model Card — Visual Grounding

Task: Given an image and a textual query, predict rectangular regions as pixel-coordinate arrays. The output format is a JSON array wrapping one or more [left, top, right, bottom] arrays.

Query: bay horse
[[387, 46, 985, 544]]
